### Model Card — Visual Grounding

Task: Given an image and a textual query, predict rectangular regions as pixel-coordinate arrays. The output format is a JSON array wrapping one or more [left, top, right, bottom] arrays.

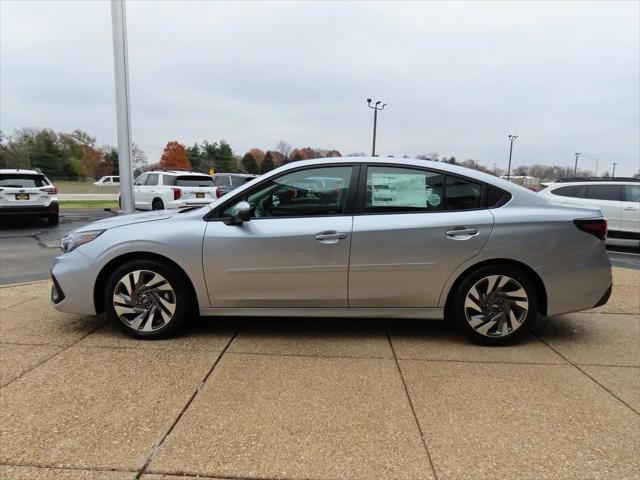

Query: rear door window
[[586, 185, 621, 201], [444, 175, 483, 210], [623, 185, 640, 202], [364, 166, 445, 212], [0, 174, 49, 188]]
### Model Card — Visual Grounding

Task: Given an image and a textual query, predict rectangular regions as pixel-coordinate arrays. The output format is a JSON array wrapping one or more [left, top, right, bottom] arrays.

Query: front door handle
[[314, 231, 347, 243], [446, 227, 479, 238], [624, 207, 637, 211]]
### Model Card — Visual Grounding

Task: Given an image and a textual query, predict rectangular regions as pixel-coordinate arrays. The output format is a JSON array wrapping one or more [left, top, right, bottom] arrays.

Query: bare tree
[[275, 140, 292, 160]]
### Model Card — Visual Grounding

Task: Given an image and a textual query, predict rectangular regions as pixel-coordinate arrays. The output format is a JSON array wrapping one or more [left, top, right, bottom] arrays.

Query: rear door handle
[[446, 227, 479, 238], [624, 207, 637, 211], [314, 231, 347, 242]]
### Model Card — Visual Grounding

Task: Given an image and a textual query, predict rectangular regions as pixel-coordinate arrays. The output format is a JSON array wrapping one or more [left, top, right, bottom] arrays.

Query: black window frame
[[205, 164, 360, 222]]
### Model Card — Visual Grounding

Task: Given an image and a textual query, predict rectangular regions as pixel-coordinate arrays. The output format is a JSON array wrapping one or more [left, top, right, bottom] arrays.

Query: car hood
[[75, 210, 176, 232]]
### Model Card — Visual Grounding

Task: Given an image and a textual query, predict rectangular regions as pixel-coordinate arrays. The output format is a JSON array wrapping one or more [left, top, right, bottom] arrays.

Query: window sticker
[[370, 173, 427, 207]]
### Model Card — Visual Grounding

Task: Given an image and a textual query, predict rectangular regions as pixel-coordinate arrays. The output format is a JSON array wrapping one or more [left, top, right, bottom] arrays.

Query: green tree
[[241, 152, 258, 174], [261, 151, 275, 174]]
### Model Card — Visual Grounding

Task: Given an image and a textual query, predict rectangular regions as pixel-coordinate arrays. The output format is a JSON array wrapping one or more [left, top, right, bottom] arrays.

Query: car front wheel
[[104, 259, 192, 339], [450, 264, 538, 346]]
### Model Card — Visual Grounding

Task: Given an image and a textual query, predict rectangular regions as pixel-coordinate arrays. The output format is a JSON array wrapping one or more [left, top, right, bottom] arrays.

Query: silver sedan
[[51, 157, 612, 345]]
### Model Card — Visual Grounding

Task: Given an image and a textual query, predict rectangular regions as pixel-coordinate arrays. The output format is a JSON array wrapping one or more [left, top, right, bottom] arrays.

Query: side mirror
[[224, 200, 251, 225]]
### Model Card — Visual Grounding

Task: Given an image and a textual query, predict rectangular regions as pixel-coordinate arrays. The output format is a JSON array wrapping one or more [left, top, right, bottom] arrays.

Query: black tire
[[449, 264, 538, 346], [152, 198, 164, 210], [104, 259, 193, 339], [47, 213, 59, 226]]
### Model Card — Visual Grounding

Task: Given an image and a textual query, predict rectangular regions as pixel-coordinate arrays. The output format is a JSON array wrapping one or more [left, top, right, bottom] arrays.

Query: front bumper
[[50, 250, 98, 316]]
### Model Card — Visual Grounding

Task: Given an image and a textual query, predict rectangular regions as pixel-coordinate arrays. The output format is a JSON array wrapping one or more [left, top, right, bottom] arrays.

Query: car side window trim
[[353, 163, 491, 215], [204, 164, 361, 222]]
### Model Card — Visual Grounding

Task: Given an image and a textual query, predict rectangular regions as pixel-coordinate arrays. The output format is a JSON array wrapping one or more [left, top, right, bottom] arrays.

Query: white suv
[[0, 169, 60, 225], [132, 170, 220, 210], [539, 178, 640, 247]]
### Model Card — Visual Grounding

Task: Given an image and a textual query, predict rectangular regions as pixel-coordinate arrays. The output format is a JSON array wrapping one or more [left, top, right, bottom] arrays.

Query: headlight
[[60, 230, 105, 253]]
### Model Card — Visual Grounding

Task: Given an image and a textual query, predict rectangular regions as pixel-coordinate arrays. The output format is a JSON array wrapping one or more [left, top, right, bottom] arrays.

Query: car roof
[[0, 168, 44, 175], [545, 180, 638, 187]]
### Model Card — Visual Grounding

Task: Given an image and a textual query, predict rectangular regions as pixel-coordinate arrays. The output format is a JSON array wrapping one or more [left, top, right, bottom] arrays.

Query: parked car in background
[[213, 173, 258, 196], [0, 169, 59, 225], [94, 175, 120, 187], [538, 178, 640, 248], [131, 170, 221, 210], [52, 157, 611, 345]]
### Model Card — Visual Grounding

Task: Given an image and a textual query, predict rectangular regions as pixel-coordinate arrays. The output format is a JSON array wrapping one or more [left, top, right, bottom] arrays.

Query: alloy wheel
[[463, 274, 529, 337], [112, 270, 176, 332]]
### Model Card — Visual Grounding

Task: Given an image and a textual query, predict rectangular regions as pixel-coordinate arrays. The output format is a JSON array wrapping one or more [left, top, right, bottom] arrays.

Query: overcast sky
[[1, 0, 639, 175]]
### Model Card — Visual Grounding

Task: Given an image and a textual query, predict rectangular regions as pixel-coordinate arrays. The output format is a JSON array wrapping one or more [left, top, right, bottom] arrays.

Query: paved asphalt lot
[[0, 209, 638, 286], [0, 269, 638, 480]]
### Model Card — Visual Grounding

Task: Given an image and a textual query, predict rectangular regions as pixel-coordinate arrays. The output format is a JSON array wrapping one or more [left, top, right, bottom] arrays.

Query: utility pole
[[574, 152, 581, 176], [111, 0, 135, 214], [367, 99, 388, 156], [612, 162, 618, 177], [506, 135, 518, 180]]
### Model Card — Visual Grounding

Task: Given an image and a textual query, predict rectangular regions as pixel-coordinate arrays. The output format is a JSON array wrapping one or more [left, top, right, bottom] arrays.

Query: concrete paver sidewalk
[[0, 268, 638, 480]]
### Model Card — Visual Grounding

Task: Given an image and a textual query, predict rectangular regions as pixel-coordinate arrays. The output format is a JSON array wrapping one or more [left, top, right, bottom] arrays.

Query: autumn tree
[[326, 150, 342, 157], [159, 141, 191, 169], [261, 151, 275, 174], [249, 148, 265, 167], [80, 146, 102, 178], [241, 152, 258, 174]]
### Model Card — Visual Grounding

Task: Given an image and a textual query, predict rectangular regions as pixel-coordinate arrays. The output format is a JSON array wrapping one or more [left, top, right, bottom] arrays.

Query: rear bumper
[[592, 283, 612, 308], [0, 201, 58, 216], [538, 243, 612, 316]]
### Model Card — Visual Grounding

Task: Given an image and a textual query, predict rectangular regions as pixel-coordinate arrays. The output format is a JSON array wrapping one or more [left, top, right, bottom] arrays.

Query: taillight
[[171, 187, 181, 200], [574, 218, 607, 240], [40, 187, 57, 195], [215, 188, 222, 198]]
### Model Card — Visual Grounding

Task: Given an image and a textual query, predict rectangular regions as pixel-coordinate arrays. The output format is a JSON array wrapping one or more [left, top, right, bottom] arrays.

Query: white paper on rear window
[[370, 173, 427, 207]]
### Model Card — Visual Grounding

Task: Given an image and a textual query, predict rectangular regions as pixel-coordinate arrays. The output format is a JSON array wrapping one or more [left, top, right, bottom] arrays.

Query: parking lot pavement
[[0, 209, 115, 285], [0, 268, 638, 480]]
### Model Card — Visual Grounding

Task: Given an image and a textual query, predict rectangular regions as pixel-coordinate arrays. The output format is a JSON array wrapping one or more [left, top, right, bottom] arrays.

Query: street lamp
[[574, 152, 581, 176], [612, 162, 618, 177], [367, 98, 388, 156], [506, 135, 518, 180]]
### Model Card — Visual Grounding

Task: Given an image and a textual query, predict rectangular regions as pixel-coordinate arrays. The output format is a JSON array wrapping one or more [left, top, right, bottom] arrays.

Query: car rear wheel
[[450, 264, 538, 345], [104, 259, 192, 339], [152, 199, 164, 210]]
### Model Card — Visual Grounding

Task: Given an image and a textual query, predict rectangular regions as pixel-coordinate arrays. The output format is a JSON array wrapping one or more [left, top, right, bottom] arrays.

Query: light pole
[[612, 162, 618, 177], [506, 135, 518, 180], [110, 0, 135, 213], [367, 98, 388, 156], [574, 152, 581, 176]]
